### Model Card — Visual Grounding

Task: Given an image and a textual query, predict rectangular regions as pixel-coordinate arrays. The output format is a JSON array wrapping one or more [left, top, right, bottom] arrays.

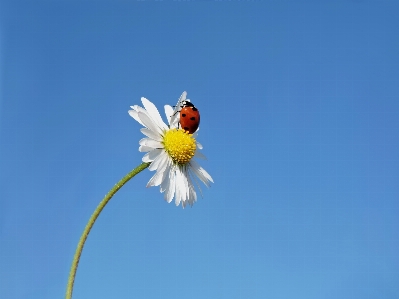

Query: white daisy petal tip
[[164, 105, 174, 125], [141, 97, 169, 131]]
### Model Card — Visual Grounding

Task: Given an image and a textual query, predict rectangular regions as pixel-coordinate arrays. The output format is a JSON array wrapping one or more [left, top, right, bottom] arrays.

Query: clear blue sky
[[1, 1, 398, 298]]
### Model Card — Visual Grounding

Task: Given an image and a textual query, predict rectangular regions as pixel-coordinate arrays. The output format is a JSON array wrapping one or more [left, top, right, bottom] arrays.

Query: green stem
[[65, 162, 150, 299]]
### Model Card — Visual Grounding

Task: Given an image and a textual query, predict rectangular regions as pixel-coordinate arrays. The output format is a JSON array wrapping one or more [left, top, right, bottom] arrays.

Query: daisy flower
[[128, 91, 213, 207]]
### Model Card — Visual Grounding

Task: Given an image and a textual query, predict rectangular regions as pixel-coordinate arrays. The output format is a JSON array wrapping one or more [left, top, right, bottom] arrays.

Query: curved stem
[[65, 162, 150, 299]]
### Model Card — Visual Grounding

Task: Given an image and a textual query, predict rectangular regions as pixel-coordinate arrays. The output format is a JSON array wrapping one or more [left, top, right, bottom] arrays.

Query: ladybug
[[178, 101, 200, 134]]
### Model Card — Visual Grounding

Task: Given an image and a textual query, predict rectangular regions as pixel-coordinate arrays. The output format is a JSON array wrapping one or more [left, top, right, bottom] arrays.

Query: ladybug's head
[[181, 100, 195, 108]]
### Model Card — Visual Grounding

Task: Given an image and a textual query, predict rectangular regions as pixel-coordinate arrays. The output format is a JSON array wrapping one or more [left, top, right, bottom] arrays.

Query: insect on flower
[[128, 91, 213, 207]]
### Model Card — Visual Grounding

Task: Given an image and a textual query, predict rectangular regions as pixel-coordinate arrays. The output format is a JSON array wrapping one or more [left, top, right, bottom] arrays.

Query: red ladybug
[[179, 101, 200, 134]]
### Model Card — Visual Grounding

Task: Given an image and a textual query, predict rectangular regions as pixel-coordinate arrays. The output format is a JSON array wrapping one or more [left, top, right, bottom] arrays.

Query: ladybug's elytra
[[178, 101, 200, 134]]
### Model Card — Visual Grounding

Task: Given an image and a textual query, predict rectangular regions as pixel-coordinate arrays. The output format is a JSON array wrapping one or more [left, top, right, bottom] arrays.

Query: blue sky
[[1, 1, 398, 298]]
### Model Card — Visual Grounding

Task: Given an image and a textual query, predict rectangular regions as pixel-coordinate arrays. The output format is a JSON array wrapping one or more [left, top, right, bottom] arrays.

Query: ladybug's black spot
[[182, 114, 186, 117], [190, 117, 196, 121], [184, 127, 189, 131], [192, 107, 198, 111]]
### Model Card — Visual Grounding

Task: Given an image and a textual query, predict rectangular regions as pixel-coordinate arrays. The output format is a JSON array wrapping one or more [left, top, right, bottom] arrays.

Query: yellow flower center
[[162, 129, 196, 165]]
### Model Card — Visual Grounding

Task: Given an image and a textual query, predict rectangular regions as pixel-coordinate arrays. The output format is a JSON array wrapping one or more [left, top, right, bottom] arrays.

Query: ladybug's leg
[[171, 105, 182, 129], [171, 104, 184, 117]]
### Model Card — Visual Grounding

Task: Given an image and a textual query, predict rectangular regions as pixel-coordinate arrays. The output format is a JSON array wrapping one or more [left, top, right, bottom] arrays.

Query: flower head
[[128, 91, 213, 207]]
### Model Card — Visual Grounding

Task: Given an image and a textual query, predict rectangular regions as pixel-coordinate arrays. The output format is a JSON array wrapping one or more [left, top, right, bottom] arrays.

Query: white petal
[[176, 166, 189, 205], [129, 105, 153, 126], [160, 160, 172, 192], [179, 167, 188, 204], [194, 150, 207, 160], [139, 145, 153, 152], [185, 174, 197, 206], [134, 105, 151, 115], [174, 167, 183, 206], [146, 157, 169, 187], [138, 111, 163, 135], [185, 168, 194, 192], [141, 97, 168, 131], [139, 138, 150, 146], [128, 110, 144, 126], [139, 138, 162, 149], [164, 105, 174, 126], [196, 142, 203, 150], [142, 155, 152, 163], [189, 186, 197, 205], [165, 166, 176, 203], [188, 167, 203, 198], [157, 158, 169, 181], [140, 128, 163, 141], [132, 105, 141, 111], [181, 167, 190, 203], [148, 150, 168, 171], [195, 163, 214, 184], [189, 159, 213, 187], [160, 173, 169, 194], [142, 148, 163, 163], [146, 169, 165, 187], [185, 168, 196, 203]]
